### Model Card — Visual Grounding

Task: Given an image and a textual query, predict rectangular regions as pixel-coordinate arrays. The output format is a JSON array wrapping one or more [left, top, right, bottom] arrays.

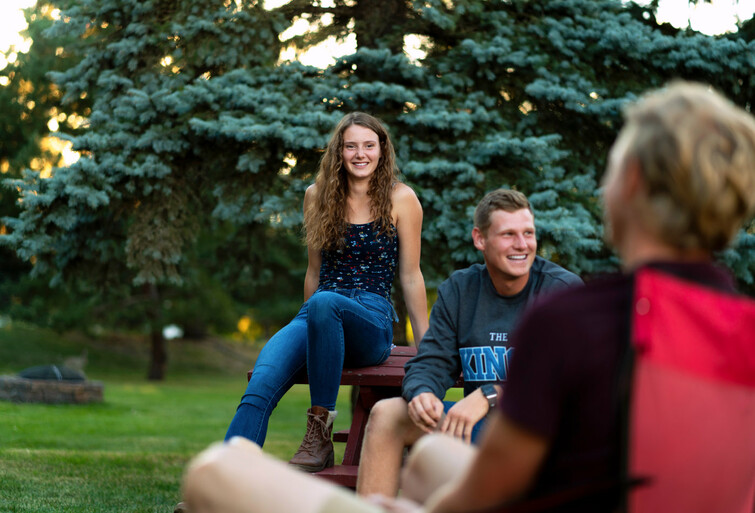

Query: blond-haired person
[[224, 112, 429, 473]]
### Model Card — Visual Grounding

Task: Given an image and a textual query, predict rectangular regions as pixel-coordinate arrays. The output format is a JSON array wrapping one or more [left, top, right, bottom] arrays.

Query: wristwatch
[[480, 384, 498, 410]]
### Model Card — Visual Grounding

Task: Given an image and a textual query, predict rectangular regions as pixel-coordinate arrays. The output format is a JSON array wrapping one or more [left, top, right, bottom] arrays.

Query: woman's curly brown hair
[[304, 112, 400, 250]]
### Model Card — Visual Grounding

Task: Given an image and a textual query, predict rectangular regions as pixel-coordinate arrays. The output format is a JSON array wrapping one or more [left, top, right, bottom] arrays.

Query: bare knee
[[365, 397, 415, 442], [183, 439, 263, 510], [401, 434, 478, 503]]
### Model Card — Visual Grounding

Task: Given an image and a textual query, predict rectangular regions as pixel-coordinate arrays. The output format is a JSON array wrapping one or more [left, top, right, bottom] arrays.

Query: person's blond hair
[[473, 189, 532, 235], [304, 112, 399, 250], [622, 81, 755, 252]]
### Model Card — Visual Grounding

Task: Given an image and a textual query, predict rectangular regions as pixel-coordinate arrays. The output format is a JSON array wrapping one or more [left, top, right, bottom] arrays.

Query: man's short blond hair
[[621, 81, 755, 252], [474, 189, 532, 235]]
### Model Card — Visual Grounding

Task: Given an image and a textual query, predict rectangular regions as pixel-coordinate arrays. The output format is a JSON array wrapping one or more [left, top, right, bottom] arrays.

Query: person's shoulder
[[391, 182, 421, 218], [531, 256, 583, 287], [447, 263, 486, 280], [440, 264, 486, 292], [391, 182, 420, 204], [528, 271, 629, 319], [303, 184, 318, 212]]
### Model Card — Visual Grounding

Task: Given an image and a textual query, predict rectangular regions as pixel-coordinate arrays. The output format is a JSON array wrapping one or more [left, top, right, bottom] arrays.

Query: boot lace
[[298, 412, 328, 456]]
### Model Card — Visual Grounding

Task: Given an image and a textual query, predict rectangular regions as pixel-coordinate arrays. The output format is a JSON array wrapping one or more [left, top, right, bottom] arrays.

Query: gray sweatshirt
[[402, 257, 582, 401]]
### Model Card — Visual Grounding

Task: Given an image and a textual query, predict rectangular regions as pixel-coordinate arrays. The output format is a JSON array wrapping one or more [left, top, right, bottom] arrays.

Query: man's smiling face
[[473, 208, 537, 288]]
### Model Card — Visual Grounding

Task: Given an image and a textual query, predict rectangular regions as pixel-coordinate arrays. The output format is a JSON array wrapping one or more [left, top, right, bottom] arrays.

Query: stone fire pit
[[0, 365, 104, 404]]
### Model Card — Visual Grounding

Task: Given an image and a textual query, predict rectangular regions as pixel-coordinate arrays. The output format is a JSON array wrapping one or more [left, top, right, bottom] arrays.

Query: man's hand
[[408, 392, 444, 433], [439, 388, 489, 443]]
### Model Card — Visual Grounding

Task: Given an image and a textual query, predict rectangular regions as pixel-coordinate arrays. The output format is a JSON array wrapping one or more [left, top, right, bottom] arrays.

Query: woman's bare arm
[[393, 183, 429, 344], [303, 185, 321, 301]]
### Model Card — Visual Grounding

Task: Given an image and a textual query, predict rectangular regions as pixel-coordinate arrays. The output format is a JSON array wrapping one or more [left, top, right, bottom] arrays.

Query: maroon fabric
[[629, 269, 755, 512]]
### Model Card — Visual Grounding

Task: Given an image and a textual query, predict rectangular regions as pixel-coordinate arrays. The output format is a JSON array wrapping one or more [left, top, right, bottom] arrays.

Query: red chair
[[627, 268, 755, 512]]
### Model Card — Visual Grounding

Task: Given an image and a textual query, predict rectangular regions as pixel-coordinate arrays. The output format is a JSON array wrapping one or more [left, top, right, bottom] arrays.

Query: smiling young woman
[[223, 112, 429, 472]]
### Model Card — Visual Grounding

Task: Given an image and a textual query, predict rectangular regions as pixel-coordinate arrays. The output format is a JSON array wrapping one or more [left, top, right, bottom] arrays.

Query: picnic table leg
[[342, 385, 401, 466]]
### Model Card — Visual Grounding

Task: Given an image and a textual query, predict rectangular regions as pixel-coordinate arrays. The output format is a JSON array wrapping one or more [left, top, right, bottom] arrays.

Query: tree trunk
[[146, 283, 167, 381], [148, 328, 167, 381], [353, 0, 407, 53]]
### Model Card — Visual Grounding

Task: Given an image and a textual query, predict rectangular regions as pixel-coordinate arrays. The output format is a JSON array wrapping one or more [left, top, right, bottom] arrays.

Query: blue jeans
[[225, 289, 395, 445]]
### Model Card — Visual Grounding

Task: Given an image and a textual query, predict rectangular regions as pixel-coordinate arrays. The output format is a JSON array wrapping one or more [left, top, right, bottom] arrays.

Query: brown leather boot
[[289, 406, 336, 472]]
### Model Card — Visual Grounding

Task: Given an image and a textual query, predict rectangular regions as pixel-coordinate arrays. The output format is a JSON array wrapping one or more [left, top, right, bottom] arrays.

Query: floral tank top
[[317, 222, 399, 299]]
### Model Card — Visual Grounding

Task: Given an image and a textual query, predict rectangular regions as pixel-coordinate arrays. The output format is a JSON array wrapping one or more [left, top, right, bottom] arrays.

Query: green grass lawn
[[0, 323, 354, 513]]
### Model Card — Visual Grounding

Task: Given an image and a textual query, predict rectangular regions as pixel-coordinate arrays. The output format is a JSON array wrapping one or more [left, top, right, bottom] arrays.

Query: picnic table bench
[[247, 345, 463, 489]]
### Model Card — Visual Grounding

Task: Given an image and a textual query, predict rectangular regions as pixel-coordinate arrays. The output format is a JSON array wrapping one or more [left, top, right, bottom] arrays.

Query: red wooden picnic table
[[248, 345, 464, 488]]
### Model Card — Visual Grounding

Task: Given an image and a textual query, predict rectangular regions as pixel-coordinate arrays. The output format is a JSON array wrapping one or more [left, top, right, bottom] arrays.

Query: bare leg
[[400, 433, 478, 504], [357, 397, 427, 497], [182, 437, 382, 513]]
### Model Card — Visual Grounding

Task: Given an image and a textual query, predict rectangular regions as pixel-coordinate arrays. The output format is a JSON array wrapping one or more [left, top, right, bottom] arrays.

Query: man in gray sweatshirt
[[356, 188, 582, 497]]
